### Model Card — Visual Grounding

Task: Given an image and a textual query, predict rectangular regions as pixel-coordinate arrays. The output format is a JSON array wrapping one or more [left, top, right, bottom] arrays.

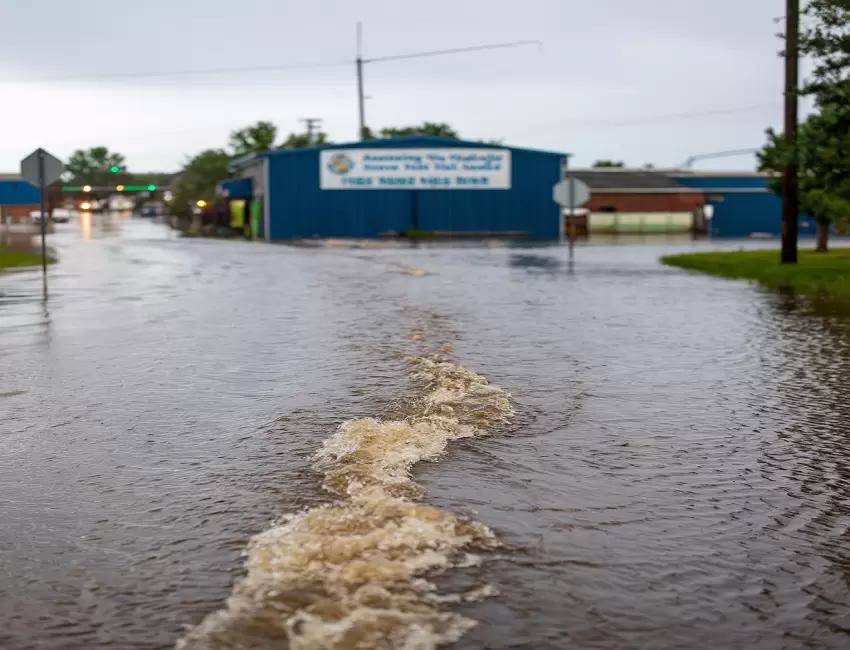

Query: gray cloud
[[0, 0, 792, 170]]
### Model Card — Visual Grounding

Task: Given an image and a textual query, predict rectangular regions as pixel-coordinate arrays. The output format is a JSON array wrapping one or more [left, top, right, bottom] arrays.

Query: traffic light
[[83, 185, 92, 192], [110, 166, 120, 173], [116, 185, 125, 191], [147, 185, 156, 191]]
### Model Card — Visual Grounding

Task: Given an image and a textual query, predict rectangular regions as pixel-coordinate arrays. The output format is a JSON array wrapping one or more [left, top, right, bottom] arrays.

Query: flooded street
[[2, 216, 850, 650]]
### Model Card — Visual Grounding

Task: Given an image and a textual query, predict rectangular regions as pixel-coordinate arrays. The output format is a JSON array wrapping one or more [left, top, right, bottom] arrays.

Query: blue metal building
[[216, 178, 253, 199], [672, 173, 817, 238], [230, 136, 567, 240], [0, 176, 39, 205]]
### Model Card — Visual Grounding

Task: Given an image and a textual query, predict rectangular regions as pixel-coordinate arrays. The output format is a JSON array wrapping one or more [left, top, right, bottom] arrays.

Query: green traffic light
[[110, 166, 120, 173], [147, 185, 156, 191]]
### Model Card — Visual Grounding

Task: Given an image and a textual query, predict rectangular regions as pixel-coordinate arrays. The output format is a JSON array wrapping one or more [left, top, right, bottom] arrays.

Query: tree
[[64, 147, 127, 187], [758, 83, 850, 251], [229, 121, 278, 156], [379, 122, 459, 139], [800, 0, 850, 89], [759, 0, 850, 251], [169, 149, 233, 218], [592, 160, 625, 168], [278, 131, 330, 149]]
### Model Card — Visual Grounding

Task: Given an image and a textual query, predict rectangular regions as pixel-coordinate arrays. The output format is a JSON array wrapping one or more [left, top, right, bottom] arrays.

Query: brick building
[[0, 174, 39, 225], [566, 169, 707, 235]]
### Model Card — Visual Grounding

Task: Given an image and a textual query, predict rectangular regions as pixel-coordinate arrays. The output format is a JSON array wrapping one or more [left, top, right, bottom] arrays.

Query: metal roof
[[230, 136, 570, 171], [566, 169, 688, 191]]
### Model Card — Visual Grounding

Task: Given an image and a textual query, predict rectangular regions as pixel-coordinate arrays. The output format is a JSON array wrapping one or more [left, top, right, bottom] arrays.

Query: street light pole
[[781, 0, 799, 264]]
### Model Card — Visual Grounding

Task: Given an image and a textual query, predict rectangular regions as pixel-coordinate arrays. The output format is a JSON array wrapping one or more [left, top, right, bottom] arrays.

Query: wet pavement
[[2, 215, 850, 649]]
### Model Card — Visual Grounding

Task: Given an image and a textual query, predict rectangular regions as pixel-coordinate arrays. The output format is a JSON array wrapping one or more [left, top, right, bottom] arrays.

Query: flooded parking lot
[[2, 217, 850, 649]]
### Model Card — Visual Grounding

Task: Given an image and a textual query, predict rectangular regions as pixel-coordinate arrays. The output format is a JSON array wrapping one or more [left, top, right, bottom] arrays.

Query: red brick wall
[[585, 192, 704, 213], [0, 204, 38, 224]]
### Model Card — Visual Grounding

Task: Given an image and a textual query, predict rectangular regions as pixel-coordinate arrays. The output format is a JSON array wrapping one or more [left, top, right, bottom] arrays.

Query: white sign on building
[[319, 148, 511, 190]]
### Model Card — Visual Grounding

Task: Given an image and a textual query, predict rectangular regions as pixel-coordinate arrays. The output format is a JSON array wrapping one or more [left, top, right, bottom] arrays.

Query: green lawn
[[661, 249, 850, 300], [0, 248, 55, 270]]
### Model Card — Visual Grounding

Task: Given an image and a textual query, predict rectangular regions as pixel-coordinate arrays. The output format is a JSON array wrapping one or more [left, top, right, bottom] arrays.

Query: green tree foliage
[[378, 122, 459, 139], [229, 121, 278, 156], [756, 0, 850, 251], [800, 0, 850, 88], [64, 147, 127, 187], [278, 131, 330, 149], [168, 120, 332, 217], [592, 160, 625, 168], [758, 83, 850, 250], [169, 149, 233, 217]]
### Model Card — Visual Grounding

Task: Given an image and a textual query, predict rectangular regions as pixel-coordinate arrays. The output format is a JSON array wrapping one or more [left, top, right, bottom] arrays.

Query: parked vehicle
[[53, 208, 71, 223], [31, 208, 72, 224]]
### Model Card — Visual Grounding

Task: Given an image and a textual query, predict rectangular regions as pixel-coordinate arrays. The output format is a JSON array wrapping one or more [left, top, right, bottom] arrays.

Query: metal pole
[[559, 157, 567, 245], [356, 22, 366, 140], [781, 0, 799, 264], [38, 150, 48, 300], [568, 176, 575, 270]]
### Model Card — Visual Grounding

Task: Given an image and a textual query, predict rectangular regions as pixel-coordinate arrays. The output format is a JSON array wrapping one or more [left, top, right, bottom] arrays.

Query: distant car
[[31, 209, 71, 224], [53, 208, 71, 223], [140, 206, 157, 218]]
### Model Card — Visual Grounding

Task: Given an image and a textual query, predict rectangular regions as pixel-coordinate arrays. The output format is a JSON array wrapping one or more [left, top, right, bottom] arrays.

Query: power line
[[0, 39, 541, 84], [354, 26, 540, 139], [364, 40, 542, 64], [553, 103, 777, 129], [0, 60, 351, 84]]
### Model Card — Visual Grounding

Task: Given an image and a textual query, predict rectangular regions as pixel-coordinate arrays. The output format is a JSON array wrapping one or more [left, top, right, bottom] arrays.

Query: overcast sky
[[0, 0, 808, 172]]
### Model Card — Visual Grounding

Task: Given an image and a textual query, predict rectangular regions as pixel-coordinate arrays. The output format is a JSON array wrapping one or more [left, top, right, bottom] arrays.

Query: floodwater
[[2, 215, 850, 650]]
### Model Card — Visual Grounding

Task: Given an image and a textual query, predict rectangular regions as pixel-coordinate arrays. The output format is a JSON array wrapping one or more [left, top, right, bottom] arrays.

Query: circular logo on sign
[[327, 153, 354, 175]]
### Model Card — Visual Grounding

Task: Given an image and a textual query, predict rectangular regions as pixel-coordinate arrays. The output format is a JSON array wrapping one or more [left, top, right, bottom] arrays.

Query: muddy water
[[2, 217, 850, 650]]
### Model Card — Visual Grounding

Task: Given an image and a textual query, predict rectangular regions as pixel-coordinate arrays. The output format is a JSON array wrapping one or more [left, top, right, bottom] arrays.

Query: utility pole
[[354, 23, 540, 141], [299, 117, 323, 146], [356, 22, 367, 140], [781, 0, 799, 264]]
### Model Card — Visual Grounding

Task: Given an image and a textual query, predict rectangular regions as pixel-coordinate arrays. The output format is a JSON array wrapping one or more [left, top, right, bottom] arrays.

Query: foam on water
[[177, 354, 513, 650]]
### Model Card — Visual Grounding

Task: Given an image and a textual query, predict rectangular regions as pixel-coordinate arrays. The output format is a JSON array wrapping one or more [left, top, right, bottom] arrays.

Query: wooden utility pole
[[299, 118, 323, 146], [352, 24, 539, 142], [356, 22, 366, 140], [781, 0, 799, 264]]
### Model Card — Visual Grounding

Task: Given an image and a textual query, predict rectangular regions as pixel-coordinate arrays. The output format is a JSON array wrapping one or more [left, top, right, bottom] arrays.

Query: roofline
[[585, 187, 706, 194], [703, 188, 771, 194], [250, 135, 570, 159], [228, 153, 261, 172], [570, 167, 669, 173], [670, 170, 770, 177]]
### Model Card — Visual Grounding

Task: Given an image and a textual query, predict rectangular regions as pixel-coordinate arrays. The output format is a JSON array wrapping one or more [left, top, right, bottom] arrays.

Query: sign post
[[21, 148, 64, 300], [552, 167, 591, 269]]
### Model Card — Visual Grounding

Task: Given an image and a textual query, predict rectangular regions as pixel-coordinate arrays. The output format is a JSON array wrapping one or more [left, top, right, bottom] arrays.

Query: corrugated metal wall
[[265, 138, 562, 239], [217, 178, 253, 199], [673, 175, 817, 238], [0, 180, 39, 205]]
